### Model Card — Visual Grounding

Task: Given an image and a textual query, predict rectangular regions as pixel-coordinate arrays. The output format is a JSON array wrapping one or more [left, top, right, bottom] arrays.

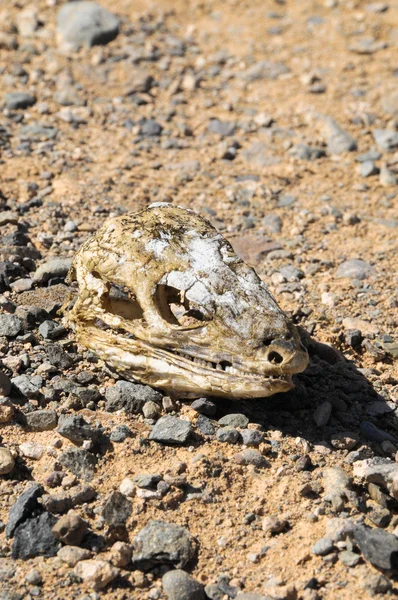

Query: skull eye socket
[[154, 284, 209, 328], [108, 283, 144, 321]]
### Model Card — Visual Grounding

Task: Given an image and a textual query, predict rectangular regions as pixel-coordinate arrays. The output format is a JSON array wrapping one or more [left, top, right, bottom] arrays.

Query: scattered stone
[[102, 492, 132, 527], [360, 421, 397, 444], [12, 374, 42, 399], [218, 414, 249, 428], [59, 448, 97, 481], [216, 427, 240, 444], [134, 474, 162, 489], [338, 550, 361, 567], [108, 541, 132, 567], [196, 414, 216, 436], [52, 513, 88, 545], [38, 320, 66, 340], [74, 559, 119, 591], [149, 416, 192, 445], [5, 92, 36, 110], [359, 161, 379, 177], [104, 380, 161, 414], [0, 447, 14, 475], [19, 441, 44, 460], [162, 569, 205, 600], [57, 1, 120, 50], [262, 515, 288, 535], [57, 414, 100, 444], [132, 521, 197, 569], [330, 432, 359, 450], [0, 398, 14, 423], [336, 259, 374, 280], [46, 343, 74, 369], [233, 449, 269, 468], [208, 119, 236, 137], [110, 424, 131, 442], [373, 129, 398, 152], [360, 572, 392, 596], [240, 429, 264, 446], [57, 545, 91, 567], [353, 458, 398, 501], [0, 314, 22, 337], [25, 410, 57, 431], [0, 372, 12, 397], [191, 398, 217, 416], [6, 483, 43, 538], [119, 478, 136, 498], [354, 525, 398, 570], [12, 511, 58, 559], [311, 538, 334, 556], [379, 164, 397, 186], [323, 467, 354, 512], [319, 116, 357, 154], [313, 400, 332, 427], [142, 400, 161, 419]]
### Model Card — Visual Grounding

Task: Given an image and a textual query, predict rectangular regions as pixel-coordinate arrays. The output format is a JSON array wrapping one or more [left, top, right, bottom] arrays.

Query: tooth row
[[174, 350, 270, 379]]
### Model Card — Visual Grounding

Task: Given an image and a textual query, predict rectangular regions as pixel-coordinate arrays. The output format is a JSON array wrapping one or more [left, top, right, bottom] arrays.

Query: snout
[[262, 337, 309, 374]]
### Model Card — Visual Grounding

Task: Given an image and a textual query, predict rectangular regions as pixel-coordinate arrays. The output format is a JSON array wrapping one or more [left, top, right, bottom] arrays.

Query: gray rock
[[102, 492, 132, 527], [110, 424, 131, 442], [12, 374, 42, 399], [339, 550, 361, 567], [354, 525, 398, 570], [320, 116, 357, 154], [0, 447, 15, 475], [218, 414, 249, 428], [0, 372, 12, 396], [379, 164, 397, 186], [236, 595, 269, 600], [356, 149, 382, 162], [5, 92, 36, 110], [311, 538, 335, 556], [19, 123, 58, 142], [360, 421, 397, 444], [32, 258, 72, 285], [353, 458, 398, 501], [240, 429, 265, 446], [139, 118, 163, 137], [232, 449, 269, 468], [132, 520, 197, 569], [359, 161, 379, 177], [104, 380, 162, 414], [12, 511, 59, 559], [360, 572, 392, 596], [133, 474, 162, 488], [0, 314, 22, 337], [6, 483, 43, 538], [142, 400, 160, 419], [241, 142, 280, 167], [279, 265, 304, 281], [149, 416, 192, 445], [288, 143, 326, 160], [336, 259, 374, 280], [25, 410, 57, 431], [208, 119, 236, 137], [191, 398, 217, 416], [45, 343, 74, 369], [38, 320, 66, 340], [59, 448, 97, 481], [373, 129, 398, 152], [381, 89, 398, 116], [277, 194, 296, 208], [261, 214, 282, 234], [313, 400, 332, 426], [162, 569, 205, 600], [57, 414, 100, 444], [196, 415, 215, 436], [57, 1, 119, 50], [239, 60, 290, 81], [216, 427, 240, 444]]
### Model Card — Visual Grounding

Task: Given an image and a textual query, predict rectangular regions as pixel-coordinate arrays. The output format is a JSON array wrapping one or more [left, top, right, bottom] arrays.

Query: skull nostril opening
[[268, 351, 284, 365], [263, 338, 273, 347]]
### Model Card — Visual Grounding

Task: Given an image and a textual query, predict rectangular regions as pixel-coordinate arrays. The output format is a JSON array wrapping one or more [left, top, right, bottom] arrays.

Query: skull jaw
[[75, 324, 295, 400]]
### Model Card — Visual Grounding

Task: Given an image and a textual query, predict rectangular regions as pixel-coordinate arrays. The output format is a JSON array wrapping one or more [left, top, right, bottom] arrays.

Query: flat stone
[[133, 474, 162, 489], [25, 410, 57, 431], [104, 380, 162, 414], [5, 92, 36, 110], [359, 161, 379, 177], [216, 427, 240, 444], [373, 129, 398, 152], [149, 416, 192, 445], [57, 1, 119, 50], [335, 259, 374, 279], [190, 398, 217, 416], [74, 559, 119, 591], [208, 119, 236, 137], [354, 525, 398, 570], [353, 458, 398, 501], [162, 569, 205, 600], [57, 414, 100, 444], [0, 315, 22, 337], [0, 448, 14, 475], [19, 441, 44, 460], [57, 545, 91, 567], [381, 89, 398, 116], [379, 165, 397, 186], [218, 414, 249, 428], [196, 415, 215, 436], [312, 538, 334, 556], [240, 429, 265, 446], [102, 492, 132, 527], [232, 450, 269, 468], [239, 60, 290, 81], [319, 116, 357, 154], [241, 142, 280, 167], [313, 400, 332, 426], [12, 511, 59, 559], [32, 258, 72, 285], [12, 374, 42, 399], [59, 448, 97, 481], [6, 483, 43, 538], [38, 320, 66, 340], [132, 520, 197, 570], [360, 421, 397, 444], [339, 550, 361, 567]]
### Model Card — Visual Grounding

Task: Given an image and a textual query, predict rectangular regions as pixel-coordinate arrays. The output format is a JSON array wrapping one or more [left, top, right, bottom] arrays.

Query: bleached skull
[[65, 204, 308, 399]]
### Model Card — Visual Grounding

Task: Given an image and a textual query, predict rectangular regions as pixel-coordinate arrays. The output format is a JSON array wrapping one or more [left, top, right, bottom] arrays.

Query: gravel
[[216, 427, 240, 444], [132, 521, 197, 569], [104, 380, 162, 414], [74, 559, 119, 591]]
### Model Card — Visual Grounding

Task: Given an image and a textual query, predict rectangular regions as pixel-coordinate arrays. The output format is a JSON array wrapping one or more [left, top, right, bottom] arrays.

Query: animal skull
[[65, 203, 308, 399]]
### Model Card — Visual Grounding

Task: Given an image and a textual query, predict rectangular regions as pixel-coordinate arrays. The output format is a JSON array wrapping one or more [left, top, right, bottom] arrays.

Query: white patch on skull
[[145, 238, 169, 258]]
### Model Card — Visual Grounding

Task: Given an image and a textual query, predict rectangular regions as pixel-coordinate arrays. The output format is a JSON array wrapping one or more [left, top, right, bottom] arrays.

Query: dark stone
[[5, 93, 36, 110], [190, 398, 217, 416], [162, 569, 205, 600], [149, 416, 192, 445], [139, 118, 163, 137], [25, 410, 57, 431], [102, 492, 132, 527], [132, 520, 197, 570], [12, 511, 59, 559], [216, 427, 240, 444], [57, 414, 100, 444], [6, 483, 43, 538], [196, 414, 215, 436], [110, 424, 131, 442], [208, 119, 236, 137], [59, 448, 97, 481], [38, 320, 66, 340], [0, 315, 22, 337], [45, 343, 74, 369], [360, 421, 398, 444], [354, 525, 398, 570], [104, 380, 161, 414], [133, 474, 162, 489], [218, 414, 249, 428]]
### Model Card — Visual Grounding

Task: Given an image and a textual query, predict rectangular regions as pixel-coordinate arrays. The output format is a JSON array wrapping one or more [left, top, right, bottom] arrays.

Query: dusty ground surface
[[0, 0, 398, 599]]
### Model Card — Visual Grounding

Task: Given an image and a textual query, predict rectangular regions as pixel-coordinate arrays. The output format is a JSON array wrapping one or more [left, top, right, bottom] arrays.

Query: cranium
[[65, 203, 308, 399]]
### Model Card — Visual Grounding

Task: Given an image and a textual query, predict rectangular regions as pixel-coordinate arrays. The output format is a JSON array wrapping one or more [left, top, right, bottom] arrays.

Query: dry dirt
[[0, 0, 398, 599]]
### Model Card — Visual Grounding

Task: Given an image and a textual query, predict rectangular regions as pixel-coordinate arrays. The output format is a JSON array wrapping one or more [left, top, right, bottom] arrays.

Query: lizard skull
[[65, 203, 308, 399]]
